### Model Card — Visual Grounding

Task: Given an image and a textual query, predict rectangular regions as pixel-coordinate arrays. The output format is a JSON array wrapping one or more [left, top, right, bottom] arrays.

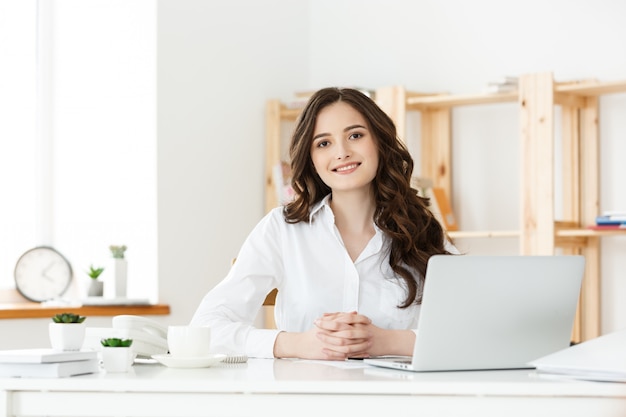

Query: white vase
[[87, 280, 104, 297], [102, 347, 134, 373], [49, 322, 86, 351], [114, 258, 128, 298]]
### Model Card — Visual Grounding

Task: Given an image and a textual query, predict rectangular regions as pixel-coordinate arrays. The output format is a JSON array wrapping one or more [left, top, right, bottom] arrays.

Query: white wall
[[4, 0, 625, 349], [156, 0, 310, 326]]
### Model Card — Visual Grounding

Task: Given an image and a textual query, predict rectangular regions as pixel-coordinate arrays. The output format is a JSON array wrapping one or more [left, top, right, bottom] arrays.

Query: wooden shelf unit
[[265, 100, 301, 213], [265, 73, 626, 340], [375, 72, 626, 342]]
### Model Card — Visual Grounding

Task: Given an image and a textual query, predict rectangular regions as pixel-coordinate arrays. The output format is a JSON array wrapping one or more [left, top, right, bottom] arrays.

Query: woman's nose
[[335, 142, 350, 159]]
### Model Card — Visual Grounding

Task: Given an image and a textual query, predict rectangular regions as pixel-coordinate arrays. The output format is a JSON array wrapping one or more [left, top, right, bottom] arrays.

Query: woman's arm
[[190, 209, 284, 358], [274, 312, 416, 360]]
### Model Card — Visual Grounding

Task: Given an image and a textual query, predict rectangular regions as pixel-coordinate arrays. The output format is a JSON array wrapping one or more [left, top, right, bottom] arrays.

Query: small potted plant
[[86, 265, 105, 297], [49, 312, 87, 351], [109, 245, 128, 298], [101, 337, 134, 373]]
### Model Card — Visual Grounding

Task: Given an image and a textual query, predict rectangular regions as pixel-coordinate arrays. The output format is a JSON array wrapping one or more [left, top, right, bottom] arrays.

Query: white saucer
[[151, 353, 226, 368]]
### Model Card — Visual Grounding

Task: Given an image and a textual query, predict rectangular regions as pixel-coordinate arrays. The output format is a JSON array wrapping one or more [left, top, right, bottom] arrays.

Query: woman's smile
[[333, 162, 360, 173]]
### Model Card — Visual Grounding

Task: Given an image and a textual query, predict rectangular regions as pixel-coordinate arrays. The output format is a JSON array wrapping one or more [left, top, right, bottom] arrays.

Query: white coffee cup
[[167, 325, 211, 357]]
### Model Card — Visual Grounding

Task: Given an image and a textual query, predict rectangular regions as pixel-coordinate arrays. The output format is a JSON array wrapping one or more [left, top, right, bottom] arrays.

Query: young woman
[[191, 87, 457, 360]]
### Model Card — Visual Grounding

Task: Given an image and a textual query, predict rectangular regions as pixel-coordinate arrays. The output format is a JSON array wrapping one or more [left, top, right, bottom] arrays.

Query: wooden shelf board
[[280, 107, 302, 120], [448, 230, 520, 239], [556, 228, 626, 237], [0, 303, 170, 319], [407, 91, 518, 110], [555, 80, 626, 96]]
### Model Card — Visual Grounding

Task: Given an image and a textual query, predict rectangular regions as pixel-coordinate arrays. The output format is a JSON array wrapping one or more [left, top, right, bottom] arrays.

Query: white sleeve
[[190, 209, 284, 358]]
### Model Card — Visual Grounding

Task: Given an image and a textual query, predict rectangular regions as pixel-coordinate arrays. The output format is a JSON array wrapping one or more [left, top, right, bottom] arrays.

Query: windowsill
[[0, 302, 170, 319]]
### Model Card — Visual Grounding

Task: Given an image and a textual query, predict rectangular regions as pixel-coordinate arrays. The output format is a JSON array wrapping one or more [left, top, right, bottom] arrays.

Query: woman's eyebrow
[[344, 124, 367, 132], [313, 124, 368, 141], [312, 132, 330, 141]]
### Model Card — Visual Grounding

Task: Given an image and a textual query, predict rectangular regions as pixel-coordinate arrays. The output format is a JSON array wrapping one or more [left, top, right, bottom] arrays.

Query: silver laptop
[[364, 255, 584, 372]]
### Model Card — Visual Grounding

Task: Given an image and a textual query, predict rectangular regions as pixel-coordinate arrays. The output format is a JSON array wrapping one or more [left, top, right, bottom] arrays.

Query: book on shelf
[[487, 76, 518, 85], [483, 76, 518, 94], [0, 358, 100, 378], [595, 215, 626, 226], [272, 161, 295, 206], [410, 177, 458, 231], [430, 187, 458, 231], [598, 211, 626, 220], [294, 86, 375, 99], [410, 176, 434, 192], [0, 348, 98, 364], [287, 86, 376, 108], [483, 83, 517, 94], [587, 224, 626, 230]]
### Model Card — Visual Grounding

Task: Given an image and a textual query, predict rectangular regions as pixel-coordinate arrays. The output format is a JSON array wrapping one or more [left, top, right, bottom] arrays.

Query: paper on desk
[[529, 328, 626, 382], [297, 359, 371, 369]]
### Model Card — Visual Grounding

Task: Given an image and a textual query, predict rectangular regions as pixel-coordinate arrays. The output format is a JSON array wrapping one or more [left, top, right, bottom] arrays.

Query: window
[[0, 1, 157, 301]]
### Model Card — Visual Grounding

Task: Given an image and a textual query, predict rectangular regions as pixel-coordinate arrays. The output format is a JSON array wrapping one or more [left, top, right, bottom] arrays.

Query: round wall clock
[[14, 246, 73, 302]]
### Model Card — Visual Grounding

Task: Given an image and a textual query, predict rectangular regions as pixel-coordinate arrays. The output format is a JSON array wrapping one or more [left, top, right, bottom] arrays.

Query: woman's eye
[[317, 140, 330, 148], [349, 133, 363, 140]]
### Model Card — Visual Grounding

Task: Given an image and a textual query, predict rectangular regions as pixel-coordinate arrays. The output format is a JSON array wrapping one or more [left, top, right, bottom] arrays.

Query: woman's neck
[[330, 189, 375, 228], [330, 189, 377, 261]]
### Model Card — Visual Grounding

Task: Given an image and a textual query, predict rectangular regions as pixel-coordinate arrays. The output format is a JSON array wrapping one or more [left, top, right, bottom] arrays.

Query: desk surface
[[1, 358, 626, 417]]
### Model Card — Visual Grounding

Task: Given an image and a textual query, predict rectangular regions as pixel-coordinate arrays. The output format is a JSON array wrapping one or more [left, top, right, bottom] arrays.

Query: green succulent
[[109, 245, 127, 259], [100, 337, 133, 348], [52, 312, 86, 323], [87, 265, 105, 279]]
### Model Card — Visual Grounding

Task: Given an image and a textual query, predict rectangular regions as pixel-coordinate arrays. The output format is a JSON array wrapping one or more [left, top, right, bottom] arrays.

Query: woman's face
[[310, 101, 379, 194]]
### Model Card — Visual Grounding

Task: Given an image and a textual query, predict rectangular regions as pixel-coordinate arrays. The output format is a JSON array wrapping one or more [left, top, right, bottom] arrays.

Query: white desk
[[1, 358, 625, 417]]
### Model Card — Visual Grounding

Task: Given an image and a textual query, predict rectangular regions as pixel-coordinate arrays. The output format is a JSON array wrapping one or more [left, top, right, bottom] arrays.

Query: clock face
[[14, 246, 73, 302]]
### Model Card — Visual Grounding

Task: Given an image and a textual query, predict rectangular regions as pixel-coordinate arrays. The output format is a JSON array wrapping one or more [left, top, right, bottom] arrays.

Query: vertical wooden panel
[[580, 96, 601, 340], [580, 97, 600, 227], [581, 237, 601, 340], [560, 104, 582, 342], [375, 86, 407, 142], [519, 73, 555, 255], [561, 105, 581, 223], [421, 108, 452, 198], [265, 100, 282, 213]]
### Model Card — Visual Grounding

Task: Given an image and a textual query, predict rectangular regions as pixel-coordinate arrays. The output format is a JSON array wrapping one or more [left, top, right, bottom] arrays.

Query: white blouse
[[191, 195, 456, 358]]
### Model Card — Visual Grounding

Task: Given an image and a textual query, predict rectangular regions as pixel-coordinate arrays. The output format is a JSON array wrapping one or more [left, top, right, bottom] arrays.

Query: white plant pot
[[102, 347, 134, 373], [49, 322, 86, 351], [87, 280, 104, 297]]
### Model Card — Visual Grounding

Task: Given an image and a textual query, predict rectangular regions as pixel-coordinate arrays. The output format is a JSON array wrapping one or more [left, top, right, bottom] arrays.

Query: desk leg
[[0, 390, 9, 417]]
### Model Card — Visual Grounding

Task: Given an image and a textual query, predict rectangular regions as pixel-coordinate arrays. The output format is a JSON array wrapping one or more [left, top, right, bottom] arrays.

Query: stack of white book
[[0, 348, 100, 378], [484, 76, 518, 94]]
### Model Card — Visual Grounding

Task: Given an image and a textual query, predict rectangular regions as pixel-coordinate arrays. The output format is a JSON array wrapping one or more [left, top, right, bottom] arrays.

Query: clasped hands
[[312, 311, 374, 360]]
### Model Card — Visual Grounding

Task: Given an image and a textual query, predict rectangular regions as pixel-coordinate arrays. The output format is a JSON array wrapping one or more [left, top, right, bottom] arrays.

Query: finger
[[321, 311, 367, 322], [320, 340, 371, 357], [316, 314, 371, 330], [316, 330, 371, 347], [320, 349, 349, 361]]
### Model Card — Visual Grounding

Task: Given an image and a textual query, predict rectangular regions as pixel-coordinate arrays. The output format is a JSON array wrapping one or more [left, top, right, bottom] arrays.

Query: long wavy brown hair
[[283, 87, 452, 307]]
